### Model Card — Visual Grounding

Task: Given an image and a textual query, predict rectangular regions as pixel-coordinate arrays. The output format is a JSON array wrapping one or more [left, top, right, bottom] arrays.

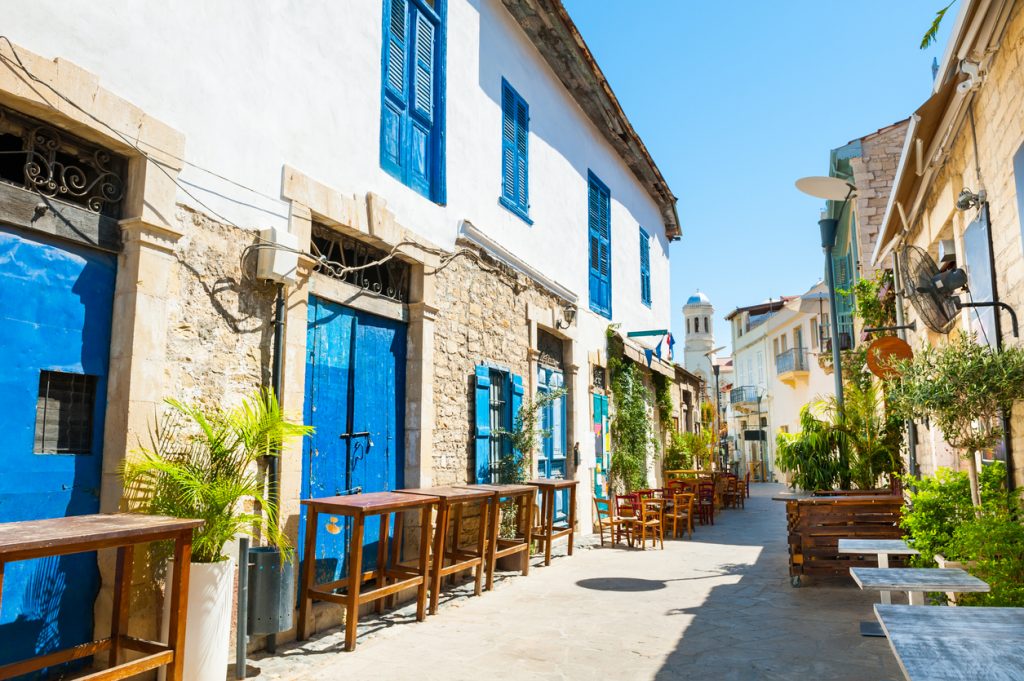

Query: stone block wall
[[850, 119, 910, 275]]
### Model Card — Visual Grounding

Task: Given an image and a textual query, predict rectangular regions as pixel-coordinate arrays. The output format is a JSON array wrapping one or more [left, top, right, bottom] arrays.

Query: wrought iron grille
[[34, 370, 98, 455], [311, 223, 411, 303], [0, 105, 126, 217], [592, 364, 606, 390], [536, 329, 564, 370]]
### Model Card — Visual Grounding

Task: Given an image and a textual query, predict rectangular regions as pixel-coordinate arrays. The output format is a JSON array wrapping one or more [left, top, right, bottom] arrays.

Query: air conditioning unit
[[256, 227, 299, 284]]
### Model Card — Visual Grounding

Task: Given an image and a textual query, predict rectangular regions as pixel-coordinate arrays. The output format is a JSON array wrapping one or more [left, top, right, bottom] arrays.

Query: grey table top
[[851, 568, 990, 593], [838, 539, 919, 555], [875, 604, 1024, 681]]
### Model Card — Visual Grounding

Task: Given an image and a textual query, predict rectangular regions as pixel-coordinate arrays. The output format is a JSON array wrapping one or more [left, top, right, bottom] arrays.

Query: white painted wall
[[3, 0, 672, 339]]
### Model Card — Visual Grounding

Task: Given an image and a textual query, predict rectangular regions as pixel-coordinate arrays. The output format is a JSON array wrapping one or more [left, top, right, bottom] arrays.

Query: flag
[[666, 332, 676, 360], [644, 348, 654, 367]]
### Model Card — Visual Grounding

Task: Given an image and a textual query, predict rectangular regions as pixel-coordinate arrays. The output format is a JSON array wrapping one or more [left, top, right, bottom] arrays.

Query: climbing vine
[[653, 372, 674, 426], [606, 326, 657, 493]]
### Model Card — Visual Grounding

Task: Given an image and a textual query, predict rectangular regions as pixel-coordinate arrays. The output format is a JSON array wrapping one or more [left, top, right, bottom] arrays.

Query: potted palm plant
[[124, 389, 310, 681]]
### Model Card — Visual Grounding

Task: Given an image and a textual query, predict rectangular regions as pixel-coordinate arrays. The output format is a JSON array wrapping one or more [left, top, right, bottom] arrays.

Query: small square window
[[34, 370, 98, 455]]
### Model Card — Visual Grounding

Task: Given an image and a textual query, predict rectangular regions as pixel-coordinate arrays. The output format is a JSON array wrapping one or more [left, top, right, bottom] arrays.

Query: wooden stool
[[297, 492, 438, 651], [457, 483, 535, 589], [401, 486, 493, 615], [527, 478, 579, 566]]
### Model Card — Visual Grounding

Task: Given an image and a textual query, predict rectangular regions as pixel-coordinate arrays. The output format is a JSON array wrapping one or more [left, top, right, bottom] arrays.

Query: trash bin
[[247, 547, 295, 635]]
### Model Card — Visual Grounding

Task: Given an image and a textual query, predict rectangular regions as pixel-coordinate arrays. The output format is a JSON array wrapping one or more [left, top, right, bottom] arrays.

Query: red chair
[[696, 481, 715, 525]]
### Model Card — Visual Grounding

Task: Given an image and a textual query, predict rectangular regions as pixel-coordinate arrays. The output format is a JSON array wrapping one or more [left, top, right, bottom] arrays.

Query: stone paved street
[[250, 484, 901, 680]]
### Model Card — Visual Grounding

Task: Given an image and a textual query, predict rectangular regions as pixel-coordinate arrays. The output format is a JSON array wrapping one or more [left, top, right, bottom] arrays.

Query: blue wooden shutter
[[412, 11, 434, 121], [514, 96, 528, 210], [474, 365, 491, 483], [639, 227, 651, 306], [509, 373, 524, 458], [381, 0, 408, 177], [588, 173, 612, 317], [501, 83, 516, 203]]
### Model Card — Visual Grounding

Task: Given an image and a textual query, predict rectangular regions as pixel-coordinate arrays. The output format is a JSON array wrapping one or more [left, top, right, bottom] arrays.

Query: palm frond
[[921, 2, 955, 50]]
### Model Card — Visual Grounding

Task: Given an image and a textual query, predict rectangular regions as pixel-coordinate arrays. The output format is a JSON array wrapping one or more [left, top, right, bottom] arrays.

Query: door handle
[[339, 431, 371, 439]]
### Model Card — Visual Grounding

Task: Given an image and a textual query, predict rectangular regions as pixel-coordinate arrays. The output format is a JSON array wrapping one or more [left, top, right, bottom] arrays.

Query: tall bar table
[[298, 492, 438, 651], [456, 483, 535, 589], [527, 478, 578, 566], [401, 486, 493, 615]]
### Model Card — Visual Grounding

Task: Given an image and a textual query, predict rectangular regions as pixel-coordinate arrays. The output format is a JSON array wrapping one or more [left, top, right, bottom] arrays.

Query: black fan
[[901, 245, 959, 334]]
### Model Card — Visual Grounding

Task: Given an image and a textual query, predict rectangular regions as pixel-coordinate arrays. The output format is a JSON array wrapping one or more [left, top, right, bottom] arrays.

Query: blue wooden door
[[537, 367, 568, 523], [0, 226, 115, 672], [301, 297, 406, 584]]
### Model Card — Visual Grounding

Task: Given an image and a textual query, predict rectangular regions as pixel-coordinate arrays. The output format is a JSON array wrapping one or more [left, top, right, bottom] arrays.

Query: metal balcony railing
[[775, 348, 809, 374], [730, 385, 759, 405]]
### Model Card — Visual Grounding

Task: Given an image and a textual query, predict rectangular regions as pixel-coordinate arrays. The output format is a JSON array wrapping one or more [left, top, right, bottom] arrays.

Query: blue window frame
[[499, 79, 531, 224], [639, 226, 651, 307], [588, 171, 612, 318], [380, 0, 446, 203], [473, 366, 524, 483]]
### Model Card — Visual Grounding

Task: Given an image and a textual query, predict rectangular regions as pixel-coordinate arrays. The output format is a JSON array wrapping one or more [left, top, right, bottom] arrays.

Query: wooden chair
[[723, 474, 743, 509], [614, 494, 640, 547], [696, 481, 715, 526], [744, 471, 751, 498], [593, 497, 629, 548], [634, 499, 664, 550], [667, 492, 694, 539]]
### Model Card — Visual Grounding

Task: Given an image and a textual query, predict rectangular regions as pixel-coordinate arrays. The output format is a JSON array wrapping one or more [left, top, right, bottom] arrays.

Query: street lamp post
[[796, 176, 857, 410], [704, 346, 726, 471]]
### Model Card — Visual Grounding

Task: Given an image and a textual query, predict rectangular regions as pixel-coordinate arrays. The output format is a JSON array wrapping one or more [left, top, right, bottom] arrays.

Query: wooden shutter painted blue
[[474, 365, 491, 483], [640, 227, 651, 306], [514, 97, 528, 210], [381, 0, 408, 176], [588, 173, 612, 317], [412, 11, 434, 121], [509, 373, 524, 455], [501, 83, 516, 202]]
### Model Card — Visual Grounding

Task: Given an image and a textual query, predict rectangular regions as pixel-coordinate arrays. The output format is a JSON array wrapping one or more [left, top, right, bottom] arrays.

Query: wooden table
[[298, 492, 438, 651], [527, 478, 578, 566], [839, 539, 919, 605], [401, 486, 493, 615], [850, 567, 989, 606], [456, 484, 535, 589], [874, 604, 1024, 680], [0, 513, 202, 681]]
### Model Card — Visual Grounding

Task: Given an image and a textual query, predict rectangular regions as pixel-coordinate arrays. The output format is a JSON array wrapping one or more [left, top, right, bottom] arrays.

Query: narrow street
[[254, 485, 901, 681]]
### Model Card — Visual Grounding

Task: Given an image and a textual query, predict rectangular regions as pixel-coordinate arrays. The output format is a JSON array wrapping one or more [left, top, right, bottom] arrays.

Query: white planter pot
[[160, 557, 234, 681]]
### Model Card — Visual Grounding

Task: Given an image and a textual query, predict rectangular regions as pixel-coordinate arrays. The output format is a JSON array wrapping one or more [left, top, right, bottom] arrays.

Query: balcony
[[730, 385, 760, 411], [775, 348, 810, 388]]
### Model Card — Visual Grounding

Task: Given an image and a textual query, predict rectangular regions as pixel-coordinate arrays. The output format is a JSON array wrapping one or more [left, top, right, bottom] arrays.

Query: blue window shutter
[[412, 11, 435, 121], [380, 0, 408, 177], [385, 0, 407, 99], [640, 227, 651, 306], [509, 373, 524, 456], [514, 96, 528, 210], [588, 173, 612, 317], [501, 83, 516, 203], [474, 365, 491, 483]]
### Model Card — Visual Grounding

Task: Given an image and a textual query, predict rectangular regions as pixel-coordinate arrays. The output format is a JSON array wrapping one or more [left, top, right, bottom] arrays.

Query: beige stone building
[[872, 0, 1024, 486]]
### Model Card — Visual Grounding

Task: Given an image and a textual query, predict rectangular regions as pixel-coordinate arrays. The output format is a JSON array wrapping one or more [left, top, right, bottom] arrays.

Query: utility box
[[256, 227, 299, 284], [247, 548, 295, 635]]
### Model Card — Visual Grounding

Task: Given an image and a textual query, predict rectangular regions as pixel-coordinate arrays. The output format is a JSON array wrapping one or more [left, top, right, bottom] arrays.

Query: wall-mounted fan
[[900, 245, 962, 333]]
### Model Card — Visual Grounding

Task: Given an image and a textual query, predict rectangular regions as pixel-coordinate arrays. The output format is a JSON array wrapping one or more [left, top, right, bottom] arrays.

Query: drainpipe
[[892, 251, 918, 479], [266, 282, 286, 654]]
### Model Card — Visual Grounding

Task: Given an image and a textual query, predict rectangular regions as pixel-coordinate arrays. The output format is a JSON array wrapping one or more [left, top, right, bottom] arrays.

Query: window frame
[[499, 78, 532, 224], [587, 170, 613, 318], [639, 226, 651, 307]]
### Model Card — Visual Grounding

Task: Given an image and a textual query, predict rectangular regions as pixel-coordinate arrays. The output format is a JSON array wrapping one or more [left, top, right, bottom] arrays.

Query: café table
[[0, 513, 202, 681], [401, 486, 493, 615], [850, 567, 989, 606], [874, 604, 1024, 681], [298, 491, 438, 651], [455, 483, 535, 589], [527, 478, 579, 566], [840, 539, 920, 636]]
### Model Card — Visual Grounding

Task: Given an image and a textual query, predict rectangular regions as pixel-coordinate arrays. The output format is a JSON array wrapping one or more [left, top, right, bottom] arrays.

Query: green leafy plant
[[123, 389, 312, 563], [606, 327, 657, 493], [890, 333, 1024, 506], [951, 504, 1024, 606], [921, 1, 956, 49], [820, 381, 904, 490], [663, 429, 713, 472], [776, 404, 848, 492], [653, 372, 674, 426], [839, 270, 897, 333]]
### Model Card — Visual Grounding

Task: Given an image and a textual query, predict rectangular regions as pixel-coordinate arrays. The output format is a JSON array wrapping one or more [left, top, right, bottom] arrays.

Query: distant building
[[683, 290, 717, 385]]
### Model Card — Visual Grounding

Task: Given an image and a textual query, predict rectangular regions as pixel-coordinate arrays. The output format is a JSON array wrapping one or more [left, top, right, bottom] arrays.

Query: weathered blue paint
[[537, 367, 568, 522], [588, 171, 612, 318], [0, 226, 115, 673], [473, 366, 491, 483], [300, 297, 406, 587]]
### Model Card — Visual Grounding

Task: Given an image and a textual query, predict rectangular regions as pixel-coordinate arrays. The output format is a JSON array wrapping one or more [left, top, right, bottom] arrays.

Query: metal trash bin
[[247, 547, 295, 635]]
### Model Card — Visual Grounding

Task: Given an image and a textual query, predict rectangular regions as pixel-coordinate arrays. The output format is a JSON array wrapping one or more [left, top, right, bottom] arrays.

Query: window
[[772, 338, 779, 358], [473, 366, 523, 483], [34, 370, 98, 454], [756, 351, 764, 384], [704, 317, 709, 333], [380, 0, 445, 202], [587, 171, 612, 317], [1014, 142, 1024, 256], [499, 79, 530, 223], [639, 227, 651, 306], [810, 317, 819, 349]]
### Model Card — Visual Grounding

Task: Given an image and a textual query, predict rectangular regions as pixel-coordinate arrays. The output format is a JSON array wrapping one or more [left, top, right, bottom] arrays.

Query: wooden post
[[108, 544, 134, 667], [416, 505, 431, 622], [344, 516, 365, 652], [166, 530, 193, 681], [374, 513, 390, 615], [297, 507, 318, 641]]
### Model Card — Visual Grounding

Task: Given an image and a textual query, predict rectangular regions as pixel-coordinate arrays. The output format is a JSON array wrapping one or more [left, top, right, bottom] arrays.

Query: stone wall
[[431, 238, 565, 486], [903, 2, 1024, 485], [850, 119, 909, 275]]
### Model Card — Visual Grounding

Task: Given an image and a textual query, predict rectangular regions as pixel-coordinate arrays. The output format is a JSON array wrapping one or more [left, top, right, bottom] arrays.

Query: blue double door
[[0, 226, 116, 671], [537, 367, 569, 523], [301, 296, 407, 583]]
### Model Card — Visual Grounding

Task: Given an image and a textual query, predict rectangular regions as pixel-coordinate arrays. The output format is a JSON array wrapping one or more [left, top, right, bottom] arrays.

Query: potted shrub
[[124, 389, 310, 681], [891, 332, 1024, 506]]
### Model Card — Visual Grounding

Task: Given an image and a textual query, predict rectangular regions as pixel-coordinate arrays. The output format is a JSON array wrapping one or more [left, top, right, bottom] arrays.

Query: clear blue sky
[[562, 0, 954, 354]]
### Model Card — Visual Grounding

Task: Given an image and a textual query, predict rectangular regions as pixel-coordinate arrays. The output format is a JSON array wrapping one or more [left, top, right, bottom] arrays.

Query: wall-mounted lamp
[[956, 187, 986, 211], [556, 303, 577, 330]]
